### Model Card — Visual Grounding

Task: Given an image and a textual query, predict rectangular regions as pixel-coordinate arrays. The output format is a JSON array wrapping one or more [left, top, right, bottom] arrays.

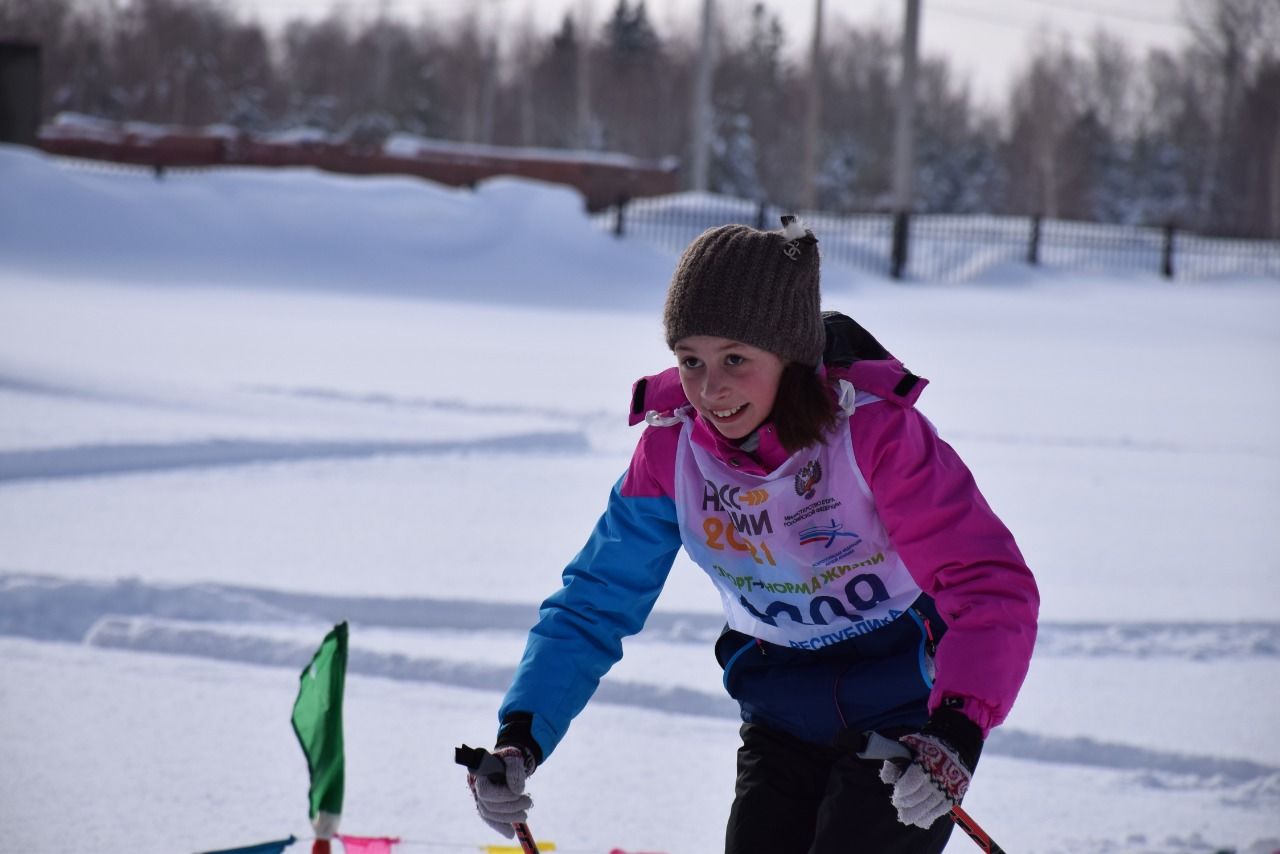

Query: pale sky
[[229, 0, 1192, 109]]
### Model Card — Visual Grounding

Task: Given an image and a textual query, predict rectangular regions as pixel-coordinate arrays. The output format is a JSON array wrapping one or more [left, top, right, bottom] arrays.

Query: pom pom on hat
[[780, 215, 808, 241]]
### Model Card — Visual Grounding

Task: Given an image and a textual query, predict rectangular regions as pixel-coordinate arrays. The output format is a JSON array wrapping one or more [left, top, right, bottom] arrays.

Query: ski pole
[[858, 733, 1008, 854], [950, 804, 1006, 854], [455, 744, 541, 854]]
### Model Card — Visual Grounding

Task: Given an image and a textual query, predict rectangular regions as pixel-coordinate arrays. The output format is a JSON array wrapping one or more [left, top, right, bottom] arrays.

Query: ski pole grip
[[856, 731, 913, 763], [852, 734, 1009, 853], [455, 744, 509, 784], [456, 745, 542, 854]]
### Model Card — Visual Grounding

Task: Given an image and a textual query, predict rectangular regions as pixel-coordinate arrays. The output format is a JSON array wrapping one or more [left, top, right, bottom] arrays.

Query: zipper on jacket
[[911, 607, 937, 656], [907, 607, 937, 688]]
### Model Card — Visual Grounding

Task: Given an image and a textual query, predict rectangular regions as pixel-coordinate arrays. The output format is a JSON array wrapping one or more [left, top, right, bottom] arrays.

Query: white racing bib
[[673, 395, 922, 649]]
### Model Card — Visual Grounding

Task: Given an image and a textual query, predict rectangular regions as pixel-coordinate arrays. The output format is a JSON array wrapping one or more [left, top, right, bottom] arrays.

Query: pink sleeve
[[851, 402, 1039, 735], [620, 424, 678, 499]]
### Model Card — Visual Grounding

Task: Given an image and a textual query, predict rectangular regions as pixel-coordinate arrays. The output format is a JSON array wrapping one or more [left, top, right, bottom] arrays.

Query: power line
[[1019, 0, 1185, 29], [930, 0, 1187, 43], [928, 2, 1030, 33]]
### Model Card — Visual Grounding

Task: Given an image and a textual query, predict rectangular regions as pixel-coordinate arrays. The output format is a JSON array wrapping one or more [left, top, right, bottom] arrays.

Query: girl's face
[[674, 335, 785, 440]]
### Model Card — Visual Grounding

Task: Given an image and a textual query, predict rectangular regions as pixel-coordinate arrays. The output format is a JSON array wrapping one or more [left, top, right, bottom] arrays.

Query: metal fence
[[595, 194, 1280, 282]]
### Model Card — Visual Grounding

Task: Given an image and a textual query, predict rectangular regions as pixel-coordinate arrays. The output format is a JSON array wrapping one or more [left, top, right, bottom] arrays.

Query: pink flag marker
[[336, 835, 399, 854]]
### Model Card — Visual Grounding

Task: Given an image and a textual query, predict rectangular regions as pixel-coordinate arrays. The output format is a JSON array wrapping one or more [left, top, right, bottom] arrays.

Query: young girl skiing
[[464, 218, 1039, 853]]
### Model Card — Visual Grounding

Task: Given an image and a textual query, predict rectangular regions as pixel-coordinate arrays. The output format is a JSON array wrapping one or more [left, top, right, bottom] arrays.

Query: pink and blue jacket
[[500, 356, 1039, 760]]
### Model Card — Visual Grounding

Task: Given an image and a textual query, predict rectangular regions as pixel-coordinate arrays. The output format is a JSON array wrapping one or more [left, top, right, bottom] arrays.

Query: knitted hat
[[663, 216, 822, 366]]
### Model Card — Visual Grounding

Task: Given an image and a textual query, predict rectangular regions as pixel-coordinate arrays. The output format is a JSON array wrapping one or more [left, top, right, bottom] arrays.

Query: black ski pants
[[725, 722, 955, 854]]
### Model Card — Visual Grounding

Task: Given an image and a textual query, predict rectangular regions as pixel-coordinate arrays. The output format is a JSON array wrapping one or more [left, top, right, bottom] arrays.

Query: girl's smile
[[673, 335, 785, 440]]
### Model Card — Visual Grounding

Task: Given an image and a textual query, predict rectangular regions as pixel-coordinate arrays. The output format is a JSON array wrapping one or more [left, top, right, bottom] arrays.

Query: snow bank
[[0, 144, 676, 310]]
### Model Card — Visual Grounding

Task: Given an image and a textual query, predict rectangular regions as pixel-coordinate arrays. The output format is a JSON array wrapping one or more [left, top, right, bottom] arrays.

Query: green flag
[[291, 621, 348, 838]]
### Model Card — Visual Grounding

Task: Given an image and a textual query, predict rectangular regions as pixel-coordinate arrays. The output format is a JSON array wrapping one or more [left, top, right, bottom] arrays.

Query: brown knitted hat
[[663, 216, 822, 366]]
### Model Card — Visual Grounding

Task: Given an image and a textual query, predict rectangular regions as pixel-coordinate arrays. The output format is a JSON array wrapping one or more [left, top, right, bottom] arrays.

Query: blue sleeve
[[498, 475, 682, 760]]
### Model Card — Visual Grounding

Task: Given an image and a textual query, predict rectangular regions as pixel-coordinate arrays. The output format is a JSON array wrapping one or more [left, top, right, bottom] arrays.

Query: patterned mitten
[[879, 706, 982, 829]]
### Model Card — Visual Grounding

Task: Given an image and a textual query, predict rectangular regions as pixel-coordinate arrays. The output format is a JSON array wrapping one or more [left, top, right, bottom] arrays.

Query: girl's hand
[[880, 731, 972, 827], [879, 706, 982, 829], [465, 745, 537, 837]]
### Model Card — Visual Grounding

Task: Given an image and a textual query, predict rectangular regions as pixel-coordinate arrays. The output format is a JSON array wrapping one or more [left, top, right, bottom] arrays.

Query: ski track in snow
[[945, 428, 1276, 460], [13, 422, 1241, 487], [3, 571, 1278, 795], [5, 368, 1273, 482], [5, 572, 1277, 660], [0, 433, 590, 482], [0, 371, 180, 409], [241, 383, 614, 424]]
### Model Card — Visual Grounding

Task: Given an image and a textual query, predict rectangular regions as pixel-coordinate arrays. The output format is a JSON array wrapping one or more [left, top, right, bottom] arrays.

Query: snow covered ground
[[1, 144, 1278, 854]]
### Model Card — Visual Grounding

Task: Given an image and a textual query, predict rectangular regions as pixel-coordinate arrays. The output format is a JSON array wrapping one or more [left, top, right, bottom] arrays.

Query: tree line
[[2, 0, 1278, 238]]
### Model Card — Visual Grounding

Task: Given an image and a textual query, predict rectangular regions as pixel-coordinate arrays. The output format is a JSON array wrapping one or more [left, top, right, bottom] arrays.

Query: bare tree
[[279, 14, 353, 130], [1081, 31, 1138, 139], [506, 11, 540, 146], [336, 17, 437, 145], [1181, 0, 1274, 227], [10, 0, 1272, 233], [817, 22, 898, 210], [596, 0, 684, 159], [430, 12, 494, 143], [913, 59, 1002, 213], [1005, 35, 1081, 217], [707, 2, 794, 201], [523, 13, 584, 149]]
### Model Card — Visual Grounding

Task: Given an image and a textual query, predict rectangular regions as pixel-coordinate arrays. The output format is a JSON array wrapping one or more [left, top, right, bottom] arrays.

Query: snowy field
[[1, 144, 1279, 854]]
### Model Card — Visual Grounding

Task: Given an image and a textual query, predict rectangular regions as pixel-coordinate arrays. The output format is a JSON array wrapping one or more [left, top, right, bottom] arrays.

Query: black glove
[[880, 706, 983, 828]]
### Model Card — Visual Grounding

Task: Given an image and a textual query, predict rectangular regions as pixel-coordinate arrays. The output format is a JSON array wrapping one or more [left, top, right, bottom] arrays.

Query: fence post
[[756, 199, 767, 230], [1028, 213, 1042, 265], [613, 196, 629, 238], [1161, 222, 1176, 279], [891, 210, 911, 280]]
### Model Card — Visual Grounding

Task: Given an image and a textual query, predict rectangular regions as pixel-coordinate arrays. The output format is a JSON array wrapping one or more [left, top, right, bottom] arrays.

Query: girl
[[465, 218, 1039, 853]]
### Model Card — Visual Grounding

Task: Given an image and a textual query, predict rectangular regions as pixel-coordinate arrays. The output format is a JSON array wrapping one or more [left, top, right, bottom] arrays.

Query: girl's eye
[[680, 356, 703, 369], [725, 354, 746, 366]]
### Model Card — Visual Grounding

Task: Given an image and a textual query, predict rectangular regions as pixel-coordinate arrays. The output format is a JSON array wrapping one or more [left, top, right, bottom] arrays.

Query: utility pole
[[892, 0, 920, 212], [689, 0, 715, 191], [800, 0, 824, 211], [475, 0, 506, 145], [1271, 126, 1280, 238], [890, 0, 920, 279], [479, 36, 498, 144], [575, 0, 594, 148], [512, 9, 538, 146]]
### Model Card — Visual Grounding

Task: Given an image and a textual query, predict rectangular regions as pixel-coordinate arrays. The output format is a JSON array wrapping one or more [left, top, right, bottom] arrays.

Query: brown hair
[[770, 363, 839, 453]]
